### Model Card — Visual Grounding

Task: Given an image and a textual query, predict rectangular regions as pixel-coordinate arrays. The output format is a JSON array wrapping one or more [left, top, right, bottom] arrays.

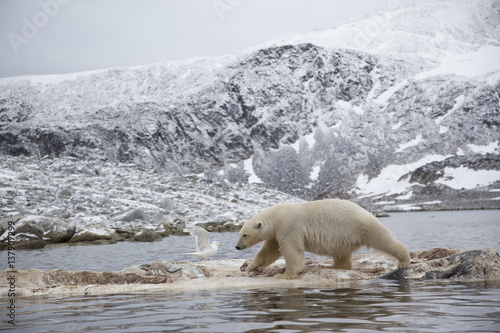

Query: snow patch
[[395, 192, 413, 200], [435, 95, 465, 125], [415, 45, 500, 80], [337, 100, 364, 115], [243, 157, 262, 184], [435, 167, 500, 190], [439, 126, 449, 134], [375, 80, 408, 105], [356, 154, 451, 198], [467, 141, 499, 155], [396, 134, 424, 153], [392, 122, 402, 130], [310, 165, 321, 181]]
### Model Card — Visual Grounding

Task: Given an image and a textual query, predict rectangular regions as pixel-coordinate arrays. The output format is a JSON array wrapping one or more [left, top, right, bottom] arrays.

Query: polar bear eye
[[242, 234, 247, 238]]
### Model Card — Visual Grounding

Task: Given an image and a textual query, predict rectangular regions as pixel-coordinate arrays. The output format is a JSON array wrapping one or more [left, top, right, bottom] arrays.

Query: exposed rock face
[[0, 215, 76, 249], [2, 248, 498, 297], [0, 0, 499, 209]]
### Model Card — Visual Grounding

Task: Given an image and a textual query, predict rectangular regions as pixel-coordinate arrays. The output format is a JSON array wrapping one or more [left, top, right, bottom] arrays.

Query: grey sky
[[0, 0, 394, 78]]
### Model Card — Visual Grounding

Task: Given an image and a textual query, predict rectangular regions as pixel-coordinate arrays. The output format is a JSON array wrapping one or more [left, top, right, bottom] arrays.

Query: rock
[[152, 213, 165, 224], [0, 219, 47, 250], [12, 221, 44, 240], [115, 209, 148, 222], [0, 0, 499, 210], [37, 217, 76, 243], [158, 197, 173, 209], [16, 174, 30, 181], [171, 176, 186, 184], [15, 239, 47, 250], [120, 181, 131, 187], [380, 248, 500, 281], [1, 215, 76, 244], [59, 188, 72, 197], [69, 226, 118, 243], [129, 229, 162, 242]]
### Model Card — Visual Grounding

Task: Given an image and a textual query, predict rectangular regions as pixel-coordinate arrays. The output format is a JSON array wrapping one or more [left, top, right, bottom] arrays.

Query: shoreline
[[2, 248, 499, 298]]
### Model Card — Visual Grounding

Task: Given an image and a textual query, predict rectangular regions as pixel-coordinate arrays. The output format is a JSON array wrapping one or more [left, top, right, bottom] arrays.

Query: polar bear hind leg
[[331, 252, 353, 269], [365, 224, 410, 268]]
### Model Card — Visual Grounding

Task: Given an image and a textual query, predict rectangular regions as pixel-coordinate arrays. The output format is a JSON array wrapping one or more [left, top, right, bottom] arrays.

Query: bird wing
[[183, 226, 211, 253]]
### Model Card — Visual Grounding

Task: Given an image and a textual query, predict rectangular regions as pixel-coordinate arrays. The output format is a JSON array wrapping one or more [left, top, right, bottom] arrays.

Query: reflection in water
[[4, 210, 500, 332], [8, 281, 500, 333], [239, 282, 414, 332]]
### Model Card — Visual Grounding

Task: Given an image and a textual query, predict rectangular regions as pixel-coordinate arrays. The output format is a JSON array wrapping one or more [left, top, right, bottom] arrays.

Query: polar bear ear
[[256, 222, 262, 229]]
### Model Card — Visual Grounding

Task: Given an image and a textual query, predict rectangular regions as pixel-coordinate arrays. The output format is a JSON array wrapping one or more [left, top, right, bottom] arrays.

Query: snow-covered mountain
[[1, 0, 499, 211]]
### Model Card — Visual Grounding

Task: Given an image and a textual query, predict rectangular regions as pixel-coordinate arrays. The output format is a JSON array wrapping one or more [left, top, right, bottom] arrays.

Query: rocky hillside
[[0, 0, 499, 211]]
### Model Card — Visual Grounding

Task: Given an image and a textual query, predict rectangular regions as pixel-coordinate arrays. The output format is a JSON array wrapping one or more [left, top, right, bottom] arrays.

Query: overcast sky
[[0, 0, 398, 78]]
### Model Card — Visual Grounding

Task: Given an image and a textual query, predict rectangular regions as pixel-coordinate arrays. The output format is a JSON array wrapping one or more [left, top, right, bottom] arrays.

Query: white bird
[[183, 225, 222, 260]]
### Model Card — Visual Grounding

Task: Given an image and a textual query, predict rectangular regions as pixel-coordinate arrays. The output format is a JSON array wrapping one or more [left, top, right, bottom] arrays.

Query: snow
[[435, 95, 465, 125], [356, 154, 451, 198], [4, 69, 106, 85], [0, 0, 498, 213], [415, 45, 500, 80], [435, 167, 500, 190], [0, 155, 301, 235], [396, 134, 424, 153], [243, 157, 262, 184], [310, 165, 321, 181], [337, 100, 364, 116], [439, 126, 449, 134], [75, 227, 112, 237], [392, 122, 402, 130], [375, 80, 408, 105], [291, 129, 317, 153], [395, 192, 413, 200], [467, 141, 499, 155]]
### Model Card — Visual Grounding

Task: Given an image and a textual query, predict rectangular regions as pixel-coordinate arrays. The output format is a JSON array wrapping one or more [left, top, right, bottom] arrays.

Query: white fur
[[236, 199, 410, 279]]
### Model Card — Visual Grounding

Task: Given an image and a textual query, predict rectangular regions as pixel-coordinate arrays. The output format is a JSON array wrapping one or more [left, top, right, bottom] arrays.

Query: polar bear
[[235, 199, 410, 279]]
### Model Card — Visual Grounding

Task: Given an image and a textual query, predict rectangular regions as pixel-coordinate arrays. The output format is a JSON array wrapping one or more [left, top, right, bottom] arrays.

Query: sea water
[[2, 210, 500, 332]]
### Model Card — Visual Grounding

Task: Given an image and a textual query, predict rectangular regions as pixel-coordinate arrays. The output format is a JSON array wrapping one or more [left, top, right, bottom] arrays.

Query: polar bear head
[[235, 218, 265, 250]]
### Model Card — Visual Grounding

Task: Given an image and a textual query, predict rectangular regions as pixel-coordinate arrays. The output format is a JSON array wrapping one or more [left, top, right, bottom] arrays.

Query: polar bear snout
[[235, 241, 246, 250]]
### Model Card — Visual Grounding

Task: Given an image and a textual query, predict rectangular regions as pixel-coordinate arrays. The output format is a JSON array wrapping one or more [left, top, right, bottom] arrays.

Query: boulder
[[69, 226, 118, 243], [0, 215, 76, 244], [115, 209, 148, 222], [129, 229, 162, 242], [37, 218, 76, 243]]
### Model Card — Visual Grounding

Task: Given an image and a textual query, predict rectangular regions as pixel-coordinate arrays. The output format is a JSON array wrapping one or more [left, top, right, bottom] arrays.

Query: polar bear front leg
[[247, 239, 281, 272], [274, 243, 305, 279]]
